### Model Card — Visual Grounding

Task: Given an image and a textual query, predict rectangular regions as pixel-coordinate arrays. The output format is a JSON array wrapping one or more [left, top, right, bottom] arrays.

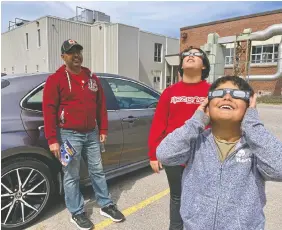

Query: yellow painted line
[[95, 188, 170, 229]]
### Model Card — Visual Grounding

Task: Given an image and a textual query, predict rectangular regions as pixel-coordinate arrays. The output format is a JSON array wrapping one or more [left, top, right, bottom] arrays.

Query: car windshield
[[1, 79, 10, 89]]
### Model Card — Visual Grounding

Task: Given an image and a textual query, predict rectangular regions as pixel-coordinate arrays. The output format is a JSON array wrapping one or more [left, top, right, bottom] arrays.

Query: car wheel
[[1, 157, 54, 230]]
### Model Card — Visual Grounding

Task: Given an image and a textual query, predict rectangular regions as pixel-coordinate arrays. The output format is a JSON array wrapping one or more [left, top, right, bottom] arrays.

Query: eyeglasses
[[182, 51, 203, 58], [208, 89, 251, 101]]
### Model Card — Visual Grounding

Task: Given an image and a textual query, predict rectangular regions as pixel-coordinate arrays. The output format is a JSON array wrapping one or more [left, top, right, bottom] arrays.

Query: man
[[43, 39, 125, 230]]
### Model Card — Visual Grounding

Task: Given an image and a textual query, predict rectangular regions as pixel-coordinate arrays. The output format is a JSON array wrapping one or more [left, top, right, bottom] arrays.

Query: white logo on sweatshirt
[[236, 149, 252, 163], [88, 79, 98, 92], [170, 96, 206, 105]]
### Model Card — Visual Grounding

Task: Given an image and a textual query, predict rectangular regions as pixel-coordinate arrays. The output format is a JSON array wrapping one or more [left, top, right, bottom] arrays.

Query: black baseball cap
[[61, 39, 83, 54]]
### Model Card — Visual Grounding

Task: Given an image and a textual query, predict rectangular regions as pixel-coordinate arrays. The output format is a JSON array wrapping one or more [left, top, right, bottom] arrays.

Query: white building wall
[[117, 24, 139, 80], [105, 23, 118, 74], [166, 37, 180, 55], [2, 16, 179, 88], [139, 31, 166, 89], [91, 23, 105, 72], [1, 17, 48, 74], [47, 17, 92, 72], [164, 37, 179, 88]]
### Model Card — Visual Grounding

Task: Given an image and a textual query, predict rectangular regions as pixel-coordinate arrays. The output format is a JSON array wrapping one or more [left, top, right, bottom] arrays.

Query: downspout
[[247, 24, 282, 81]]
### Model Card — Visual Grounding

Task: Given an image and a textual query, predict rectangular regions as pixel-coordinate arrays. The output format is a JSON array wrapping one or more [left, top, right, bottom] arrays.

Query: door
[[20, 80, 123, 179], [104, 77, 160, 167]]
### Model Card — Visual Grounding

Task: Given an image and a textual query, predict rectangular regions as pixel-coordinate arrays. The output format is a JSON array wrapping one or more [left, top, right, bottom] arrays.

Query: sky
[[1, 1, 282, 38]]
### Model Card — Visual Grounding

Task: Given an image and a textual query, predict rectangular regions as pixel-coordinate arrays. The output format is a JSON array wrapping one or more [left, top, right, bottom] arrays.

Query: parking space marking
[[95, 188, 170, 229]]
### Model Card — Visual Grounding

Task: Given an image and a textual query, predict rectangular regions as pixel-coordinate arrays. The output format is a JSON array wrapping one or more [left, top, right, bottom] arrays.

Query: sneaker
[[70, 213, 94, 230], [100, 204, 125, 222]]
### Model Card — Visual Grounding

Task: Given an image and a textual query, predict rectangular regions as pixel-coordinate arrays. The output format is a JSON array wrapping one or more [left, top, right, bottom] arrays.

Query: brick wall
[[180, 10, 282, 95], [249, 78, 282, 96], [180, 11, 282, 51], [224, 66, 277, 76], [224, 66, 280, 95]]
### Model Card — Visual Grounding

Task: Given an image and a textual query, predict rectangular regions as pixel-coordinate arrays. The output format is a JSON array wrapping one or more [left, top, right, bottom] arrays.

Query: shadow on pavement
[[31, 166, 153, 226], [84, 166, 153, 217]]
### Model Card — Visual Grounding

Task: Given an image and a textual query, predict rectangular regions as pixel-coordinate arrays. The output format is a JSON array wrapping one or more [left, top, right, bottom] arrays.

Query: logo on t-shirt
[[170, 96, 205, 105], [236, 149, 252, 163]]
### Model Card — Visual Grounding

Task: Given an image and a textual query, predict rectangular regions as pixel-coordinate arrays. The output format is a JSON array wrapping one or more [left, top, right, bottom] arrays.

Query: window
[[36, 65, 39, 72], [27, 89, 43, 103], [37, 29, 41, 47], [224, 47, 234, 65], [154, 43, 162, 62], [251, 44, 279, 64], [22, 86, 44, 111], [98, 77, 120, 110], [106, 78, 160, 109], [1, 79, 10, 89], [26, 33, 29, 50], [152, 70, 161, 90], [25, 65, 27, 73]]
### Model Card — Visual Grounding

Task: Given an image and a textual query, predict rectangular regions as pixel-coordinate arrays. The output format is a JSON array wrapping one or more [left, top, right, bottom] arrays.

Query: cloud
[[1, 1, 282, 37]]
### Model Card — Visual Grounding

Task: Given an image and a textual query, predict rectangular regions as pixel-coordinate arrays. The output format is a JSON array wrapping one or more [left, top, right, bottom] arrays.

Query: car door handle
[[38, 125, 45, 131], [122, 116, 139, 123]]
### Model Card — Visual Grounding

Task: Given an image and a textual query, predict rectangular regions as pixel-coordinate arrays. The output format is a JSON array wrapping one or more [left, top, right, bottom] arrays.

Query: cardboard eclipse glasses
[[208, 89, 251, 102]]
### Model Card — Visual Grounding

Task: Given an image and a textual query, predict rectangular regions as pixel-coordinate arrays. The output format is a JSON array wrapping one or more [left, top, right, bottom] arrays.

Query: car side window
[[22, 86, 44, 111], [22, 78, 119, 112], [99, 78, 119, 110], [106, 78, 160, 110]]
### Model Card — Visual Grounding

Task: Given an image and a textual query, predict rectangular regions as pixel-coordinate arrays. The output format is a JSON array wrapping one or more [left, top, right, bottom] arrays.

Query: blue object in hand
[[60, 139, 77, 166]]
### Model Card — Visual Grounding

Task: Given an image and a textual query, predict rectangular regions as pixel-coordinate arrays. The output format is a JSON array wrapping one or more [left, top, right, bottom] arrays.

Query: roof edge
[[180, 8, 282, 31]]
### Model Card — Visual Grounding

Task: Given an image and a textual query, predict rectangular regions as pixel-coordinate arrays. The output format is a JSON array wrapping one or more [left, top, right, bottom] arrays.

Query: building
[[1, 7, 179, 91], [180, 9, 282, 96]]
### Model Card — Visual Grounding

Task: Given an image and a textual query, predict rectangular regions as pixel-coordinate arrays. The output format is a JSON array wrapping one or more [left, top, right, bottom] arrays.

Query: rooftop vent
[[69, 6, 110, 24], [8, 18, 29, 30]]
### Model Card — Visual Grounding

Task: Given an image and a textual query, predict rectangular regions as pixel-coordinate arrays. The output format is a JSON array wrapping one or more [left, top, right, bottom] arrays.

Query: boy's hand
[[150, 160, 163, 173], [249, 93, 257, 108], [197, 98, 209, 116], [100, 134, 107, 143]]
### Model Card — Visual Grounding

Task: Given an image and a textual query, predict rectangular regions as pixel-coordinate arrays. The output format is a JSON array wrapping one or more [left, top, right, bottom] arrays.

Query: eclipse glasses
[[208, 89, 251, 102], [182, 51, 204, 58]]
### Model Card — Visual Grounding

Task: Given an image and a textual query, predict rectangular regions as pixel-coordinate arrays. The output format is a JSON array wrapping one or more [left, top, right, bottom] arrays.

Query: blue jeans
[[58, 128, 113, 215]]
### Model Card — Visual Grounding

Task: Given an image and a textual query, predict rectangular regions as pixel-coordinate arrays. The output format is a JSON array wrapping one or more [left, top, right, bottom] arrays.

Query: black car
[[1, 73, 160, 230]]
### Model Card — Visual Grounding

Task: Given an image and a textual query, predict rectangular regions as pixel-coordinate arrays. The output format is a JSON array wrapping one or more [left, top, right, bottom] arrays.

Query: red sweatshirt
[[148, 80, 210, 161], [43, 65, 108, 145]]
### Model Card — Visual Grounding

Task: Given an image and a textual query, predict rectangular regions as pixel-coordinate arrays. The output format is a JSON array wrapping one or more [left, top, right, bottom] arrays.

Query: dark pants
[[164, 165, 184, 230]]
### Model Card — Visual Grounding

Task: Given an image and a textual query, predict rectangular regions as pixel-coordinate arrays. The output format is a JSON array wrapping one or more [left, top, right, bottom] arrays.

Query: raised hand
[[197, 98, 209, 116], [249, 93, 257, 108]]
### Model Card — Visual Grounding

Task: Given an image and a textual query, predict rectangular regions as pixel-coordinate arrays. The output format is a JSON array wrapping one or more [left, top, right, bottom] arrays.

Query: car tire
[[1, 157, 55, 230]]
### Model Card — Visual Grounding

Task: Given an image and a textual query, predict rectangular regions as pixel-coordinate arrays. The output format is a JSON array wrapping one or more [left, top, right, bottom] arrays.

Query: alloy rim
[[1, 167, 49, 227]]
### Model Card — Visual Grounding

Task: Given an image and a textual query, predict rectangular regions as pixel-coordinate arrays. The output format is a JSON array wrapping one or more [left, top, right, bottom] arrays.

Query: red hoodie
[[43, 65, 108, 145], [148, 80, 210, 161]]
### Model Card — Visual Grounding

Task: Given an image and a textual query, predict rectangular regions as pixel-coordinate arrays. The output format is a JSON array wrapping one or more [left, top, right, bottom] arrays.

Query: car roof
[[2, 72, 139, 84], [1, 72, 158, 95]]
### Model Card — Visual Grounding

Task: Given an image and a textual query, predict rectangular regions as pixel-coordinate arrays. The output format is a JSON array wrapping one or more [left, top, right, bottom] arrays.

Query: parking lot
[[28, 104, 282, 230]]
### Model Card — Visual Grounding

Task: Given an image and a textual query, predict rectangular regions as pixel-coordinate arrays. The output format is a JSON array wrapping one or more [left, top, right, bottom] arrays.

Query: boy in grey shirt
[[157, 76, 282, 230]]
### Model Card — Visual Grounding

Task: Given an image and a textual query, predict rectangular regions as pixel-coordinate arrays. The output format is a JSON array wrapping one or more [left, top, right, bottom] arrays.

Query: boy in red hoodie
[[43, 39, 124, 230], [148, 46, 211, 230]]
